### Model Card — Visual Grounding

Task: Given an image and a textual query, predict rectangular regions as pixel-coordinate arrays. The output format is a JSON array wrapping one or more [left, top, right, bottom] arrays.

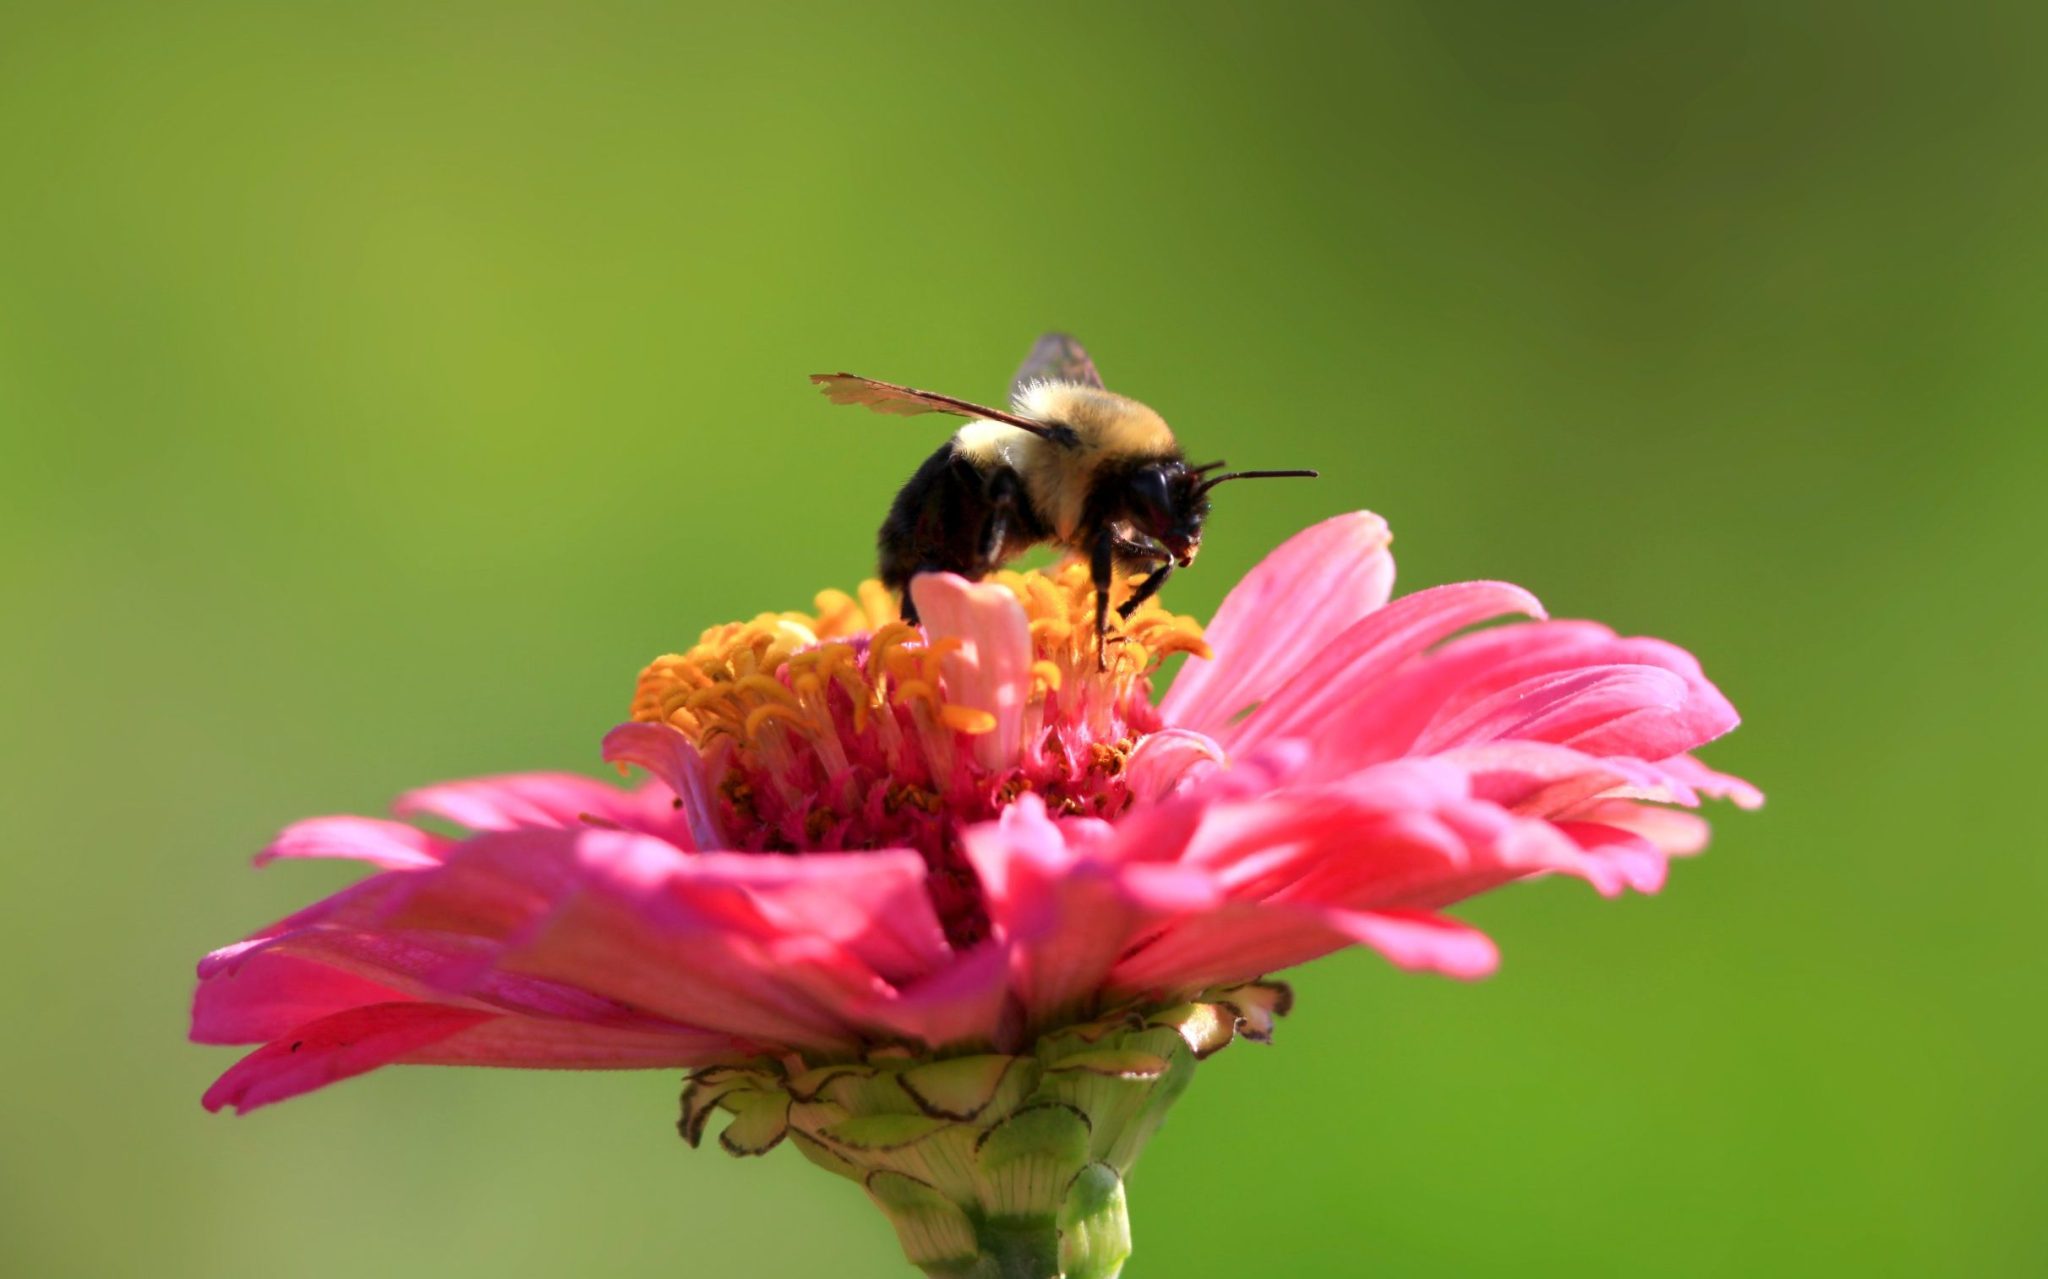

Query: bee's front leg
[[1113, 534, 1175, 618]]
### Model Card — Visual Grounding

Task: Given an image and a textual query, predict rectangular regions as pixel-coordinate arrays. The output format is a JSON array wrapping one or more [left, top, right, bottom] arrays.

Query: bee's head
[[1125, 461, 1211, 567], [1126, 460, 1322, 568]]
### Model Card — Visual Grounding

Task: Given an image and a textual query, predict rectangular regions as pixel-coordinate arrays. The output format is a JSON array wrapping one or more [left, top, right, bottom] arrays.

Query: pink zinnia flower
[[193, 512, 1756, 1277]]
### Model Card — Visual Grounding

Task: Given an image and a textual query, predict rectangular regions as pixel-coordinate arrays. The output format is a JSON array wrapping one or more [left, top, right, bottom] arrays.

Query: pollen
[[627, 565, 1209, 946]]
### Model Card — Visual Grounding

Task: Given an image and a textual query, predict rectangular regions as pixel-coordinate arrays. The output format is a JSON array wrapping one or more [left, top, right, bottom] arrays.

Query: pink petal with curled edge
[[255, 816, 448, 871], [202, 1003, 495, 1114], [1226, 580, 1547, 757], [911, 572, 1035, 772], [1163, 511, 1396, 736], [601, 721, 725, 849], [1123, 728, 1228, 804], [1109, 904, 1498, 997]]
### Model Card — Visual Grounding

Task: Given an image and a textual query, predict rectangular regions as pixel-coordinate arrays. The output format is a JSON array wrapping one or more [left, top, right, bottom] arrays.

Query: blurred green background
[[4, 2, 2041, 1275]]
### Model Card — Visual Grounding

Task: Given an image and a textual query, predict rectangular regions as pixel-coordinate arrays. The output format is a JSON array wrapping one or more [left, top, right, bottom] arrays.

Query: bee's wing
[[809, 373, 1072, 442], [1010, 332, 1103, 400]]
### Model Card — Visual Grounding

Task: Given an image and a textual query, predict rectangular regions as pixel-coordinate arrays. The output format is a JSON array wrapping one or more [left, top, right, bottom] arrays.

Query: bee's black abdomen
[[879, 442, 1045, 622]]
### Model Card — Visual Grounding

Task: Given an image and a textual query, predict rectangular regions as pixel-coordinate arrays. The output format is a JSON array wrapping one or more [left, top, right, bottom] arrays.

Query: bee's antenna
[[1196, 468, 1319, 495], [1189, 459, 1229, 476]]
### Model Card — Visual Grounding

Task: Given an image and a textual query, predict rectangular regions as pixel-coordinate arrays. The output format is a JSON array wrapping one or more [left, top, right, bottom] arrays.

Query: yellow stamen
[[939, 704, 998, 735], [744, 702, 816, 741], [891, 678, 939, 710], [627, 562, 1208, 773]]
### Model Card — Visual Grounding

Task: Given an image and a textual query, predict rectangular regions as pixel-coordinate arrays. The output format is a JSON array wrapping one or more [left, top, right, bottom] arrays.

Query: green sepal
[[678, 982, 1298, 1278], [899, 1054, 1027, 1120], [715, 1089, 790, 1156]]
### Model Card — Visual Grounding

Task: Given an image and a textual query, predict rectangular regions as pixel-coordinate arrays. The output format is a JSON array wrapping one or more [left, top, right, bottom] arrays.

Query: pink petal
[[202, 1003, 495, 1114], [1436, 741, 1668, 817], [192, 952, 413, 1045], [491, 889, 861, 1050], [962, 797, 1222, 1030], [370, 830, 583, 938], [600, 722, 725, 849], [1417, 664, 1735, 763], [1571, 799, 1713, 856], [1109, 905, 1498, 996], [1283, 620, 1619, 778], [1225, 580, 1546, 757], [205, 924, 665, 1024], [1657, 753, 1765, 810], [910, 572, 1035, 772], [1162, 511, 1396, 735], [395, 771, 665, 833], [481, 831, 955, 1052], [1555, 821, 1669, 894], [852, 942, 1015, 1050], [200, 1003, 740, 1115], [1123, 729, 1228, 804], [573, 835, 952, 983], [255, 816, 448, 871], [404, 1014, 739, 1070]]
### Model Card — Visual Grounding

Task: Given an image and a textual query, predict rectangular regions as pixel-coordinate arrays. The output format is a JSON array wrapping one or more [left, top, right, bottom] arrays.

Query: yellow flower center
[[626, 564, 1208, 948], [629, 563, 1209, 766]]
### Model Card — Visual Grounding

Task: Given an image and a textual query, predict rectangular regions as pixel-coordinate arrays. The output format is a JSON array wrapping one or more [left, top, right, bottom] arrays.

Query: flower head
[[193, 512, 1756, 1276]]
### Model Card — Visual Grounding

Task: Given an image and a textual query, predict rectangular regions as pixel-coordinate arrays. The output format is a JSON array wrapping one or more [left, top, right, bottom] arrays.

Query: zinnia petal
[[395, 770, 676, 835], [911, 572, 1035, 772], [254, 816, 448, 871], [600, 721, 726, 848], [1109, 905, 1499, 995], [201, 1003, 496, 1114], [1224, 579, 1547, 756], [1161, 511, 1395, 734]]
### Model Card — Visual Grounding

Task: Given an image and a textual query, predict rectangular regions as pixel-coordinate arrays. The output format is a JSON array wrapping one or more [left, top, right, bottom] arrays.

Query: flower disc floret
[[626, 564, 1209, 945]]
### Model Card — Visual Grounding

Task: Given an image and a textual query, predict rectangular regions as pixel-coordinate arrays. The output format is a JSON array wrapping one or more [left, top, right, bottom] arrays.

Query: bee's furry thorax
[[951, 380, 1182, 544]]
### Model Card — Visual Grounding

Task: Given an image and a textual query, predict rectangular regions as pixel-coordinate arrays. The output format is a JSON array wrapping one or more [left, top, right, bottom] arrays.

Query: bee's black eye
[[1128, 466, 1174, 523]]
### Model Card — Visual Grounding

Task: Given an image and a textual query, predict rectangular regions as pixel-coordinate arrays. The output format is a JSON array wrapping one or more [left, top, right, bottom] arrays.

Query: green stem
[[971, 1217, 1062, 1279]]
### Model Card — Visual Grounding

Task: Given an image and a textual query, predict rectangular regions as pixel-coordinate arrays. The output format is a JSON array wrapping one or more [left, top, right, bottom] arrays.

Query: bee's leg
[[1113, 533, 1174, 618], [1091, 527, 1116, 671], [1118, 559, 1173, 617]]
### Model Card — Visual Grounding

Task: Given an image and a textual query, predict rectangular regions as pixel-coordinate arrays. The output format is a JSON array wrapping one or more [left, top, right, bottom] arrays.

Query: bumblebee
[[812, 333, 1315, 661]]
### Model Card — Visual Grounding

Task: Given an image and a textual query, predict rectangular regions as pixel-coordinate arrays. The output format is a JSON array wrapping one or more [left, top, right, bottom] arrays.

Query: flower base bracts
[[681, 983, 1291, 1279]]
